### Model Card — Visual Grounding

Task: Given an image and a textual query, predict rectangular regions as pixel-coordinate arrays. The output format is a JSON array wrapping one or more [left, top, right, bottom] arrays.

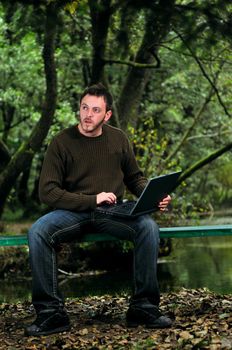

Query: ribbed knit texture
[[39, 124, 147, 211]]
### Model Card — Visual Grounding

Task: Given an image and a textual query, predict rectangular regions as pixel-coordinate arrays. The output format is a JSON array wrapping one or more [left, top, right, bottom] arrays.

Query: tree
[[0, 0, 231, 218], [0, 2, 58, 215]]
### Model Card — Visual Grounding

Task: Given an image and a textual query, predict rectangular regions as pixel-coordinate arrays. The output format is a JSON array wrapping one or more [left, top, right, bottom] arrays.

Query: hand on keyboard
[[96, 192, 117, 205]]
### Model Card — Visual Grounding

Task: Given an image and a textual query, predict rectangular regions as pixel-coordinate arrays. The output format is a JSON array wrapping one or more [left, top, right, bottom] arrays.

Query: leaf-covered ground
[[0, 289, 231, 350]]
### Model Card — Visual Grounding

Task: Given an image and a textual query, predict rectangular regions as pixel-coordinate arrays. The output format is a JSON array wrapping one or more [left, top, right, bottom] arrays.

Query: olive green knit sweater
[[39, 124, 147, 211]]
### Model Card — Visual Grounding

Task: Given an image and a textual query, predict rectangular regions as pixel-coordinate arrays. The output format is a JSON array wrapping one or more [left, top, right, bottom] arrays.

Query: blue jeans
[[28, 209, 160, 313]]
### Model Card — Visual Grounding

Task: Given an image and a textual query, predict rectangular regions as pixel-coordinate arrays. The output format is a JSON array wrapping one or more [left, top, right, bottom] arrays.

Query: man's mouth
[[84, 119, 92, 124]]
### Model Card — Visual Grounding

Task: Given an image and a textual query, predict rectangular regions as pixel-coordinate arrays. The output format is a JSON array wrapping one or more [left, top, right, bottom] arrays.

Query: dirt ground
[[0, 288, 232, 350]]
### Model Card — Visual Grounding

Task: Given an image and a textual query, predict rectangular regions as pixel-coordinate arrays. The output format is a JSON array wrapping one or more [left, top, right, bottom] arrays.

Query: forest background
[[0, 0, 231, 226]]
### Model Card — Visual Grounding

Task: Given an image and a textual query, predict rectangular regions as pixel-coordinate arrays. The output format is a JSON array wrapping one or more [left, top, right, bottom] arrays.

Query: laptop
[[95, 171, 182, 218]]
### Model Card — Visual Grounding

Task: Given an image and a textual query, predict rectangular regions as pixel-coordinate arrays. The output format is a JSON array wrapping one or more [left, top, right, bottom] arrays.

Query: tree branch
[[164, 87, 215, 165], [178, 141, 232, 185], [102, 58, 161, 69], [0, 116, 31, 133], [176, 31, 231, 118], [187, 129, 231, 141]]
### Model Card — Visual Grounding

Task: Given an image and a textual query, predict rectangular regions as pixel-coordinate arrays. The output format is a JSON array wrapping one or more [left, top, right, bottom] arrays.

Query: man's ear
[[104, 110, 112, 122]]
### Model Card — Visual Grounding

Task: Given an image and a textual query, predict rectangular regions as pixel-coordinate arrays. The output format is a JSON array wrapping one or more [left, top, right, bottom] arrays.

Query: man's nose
[[87, 109, 93, 117]]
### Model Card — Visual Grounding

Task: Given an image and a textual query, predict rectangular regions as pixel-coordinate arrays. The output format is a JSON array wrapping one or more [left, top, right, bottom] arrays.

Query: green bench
[[1, 225, 232, 246]]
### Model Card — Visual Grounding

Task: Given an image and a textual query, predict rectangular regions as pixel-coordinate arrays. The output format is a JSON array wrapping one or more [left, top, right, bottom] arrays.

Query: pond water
[[1, 235, 232, 303]]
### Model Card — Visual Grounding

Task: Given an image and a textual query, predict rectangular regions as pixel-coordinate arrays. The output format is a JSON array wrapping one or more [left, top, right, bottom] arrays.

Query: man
[[25, 83, 172, 337]]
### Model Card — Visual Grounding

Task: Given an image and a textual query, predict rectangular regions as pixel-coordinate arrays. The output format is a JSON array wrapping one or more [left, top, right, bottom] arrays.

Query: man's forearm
[[39, 186, 97, 211]]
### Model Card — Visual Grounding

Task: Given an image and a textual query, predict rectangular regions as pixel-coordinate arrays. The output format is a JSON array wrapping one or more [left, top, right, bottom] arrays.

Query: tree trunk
[[0, 3, 58, 217], [17, 158, 33, 206], [1, 103, 15, 143], [88, 0, 121, 127], [0, 139, 11, 171], [88, 0, 112, 85], [118, 0, 176, 130]]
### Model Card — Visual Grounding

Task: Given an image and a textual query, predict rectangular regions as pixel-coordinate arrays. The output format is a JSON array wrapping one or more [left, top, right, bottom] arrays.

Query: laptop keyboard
[[97, 201, 136, 214]]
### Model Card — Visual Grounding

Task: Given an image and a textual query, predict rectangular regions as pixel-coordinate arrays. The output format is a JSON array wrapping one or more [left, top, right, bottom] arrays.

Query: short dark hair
[[80, 83, 113, 111]]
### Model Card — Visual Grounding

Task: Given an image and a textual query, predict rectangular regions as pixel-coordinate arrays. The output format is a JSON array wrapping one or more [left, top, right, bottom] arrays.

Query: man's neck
[[77, 124, 103, 137]]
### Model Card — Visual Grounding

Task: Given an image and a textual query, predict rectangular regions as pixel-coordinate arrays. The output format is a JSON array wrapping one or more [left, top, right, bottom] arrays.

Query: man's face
[[78, 94, 112, 137]]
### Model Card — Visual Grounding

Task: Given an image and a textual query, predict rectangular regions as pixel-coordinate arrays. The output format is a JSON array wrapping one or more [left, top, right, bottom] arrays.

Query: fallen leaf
[[179, 330, 193, 340]]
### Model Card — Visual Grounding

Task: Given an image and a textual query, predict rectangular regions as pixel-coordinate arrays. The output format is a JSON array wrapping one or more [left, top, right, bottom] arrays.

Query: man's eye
[[93, 108, 101, 113], [82, 106, 88, 111]]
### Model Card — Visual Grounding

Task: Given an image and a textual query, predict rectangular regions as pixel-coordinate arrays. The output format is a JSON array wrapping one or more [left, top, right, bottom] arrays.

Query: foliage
[[64, 0, 88, 15], [0, 1, 231, 220]]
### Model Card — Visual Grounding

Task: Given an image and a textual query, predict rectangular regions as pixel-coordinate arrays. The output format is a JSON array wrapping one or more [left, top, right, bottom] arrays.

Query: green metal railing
[[1, 225, 232, 247]]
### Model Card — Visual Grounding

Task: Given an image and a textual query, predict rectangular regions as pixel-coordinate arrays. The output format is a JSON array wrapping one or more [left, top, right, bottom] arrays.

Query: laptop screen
[[132, 171, 182, 214]]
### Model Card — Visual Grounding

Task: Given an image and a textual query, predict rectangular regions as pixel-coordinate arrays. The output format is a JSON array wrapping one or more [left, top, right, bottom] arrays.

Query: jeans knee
[[28, 218, 51, 247], [136, 216, 159, 245]]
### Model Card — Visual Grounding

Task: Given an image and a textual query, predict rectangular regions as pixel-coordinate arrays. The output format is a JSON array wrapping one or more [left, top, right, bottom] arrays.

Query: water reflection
[[1, 236, 232, 303], [162, 236, 232, 294]]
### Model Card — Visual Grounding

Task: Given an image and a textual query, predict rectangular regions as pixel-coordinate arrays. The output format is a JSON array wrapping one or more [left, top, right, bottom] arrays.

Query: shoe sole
[[25, 324, 71, 337]]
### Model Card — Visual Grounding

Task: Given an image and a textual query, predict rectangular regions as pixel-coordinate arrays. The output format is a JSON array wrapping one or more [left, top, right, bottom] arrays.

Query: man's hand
[[96, 192, 117, 205], [158, 195, 172, 212]]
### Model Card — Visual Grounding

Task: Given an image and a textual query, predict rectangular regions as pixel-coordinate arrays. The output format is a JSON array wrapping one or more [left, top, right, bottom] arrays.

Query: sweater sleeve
[[122, 137, 148, 197], [39, 138, 97, 211]]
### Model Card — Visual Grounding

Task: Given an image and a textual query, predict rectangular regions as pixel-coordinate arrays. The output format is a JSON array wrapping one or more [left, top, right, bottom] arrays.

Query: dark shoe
[[126, 304, 172, 329], [24, 309, 70, 336]]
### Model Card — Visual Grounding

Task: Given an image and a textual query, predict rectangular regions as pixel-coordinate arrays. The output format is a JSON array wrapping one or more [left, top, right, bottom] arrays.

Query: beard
[[79, 116, 106, 136]]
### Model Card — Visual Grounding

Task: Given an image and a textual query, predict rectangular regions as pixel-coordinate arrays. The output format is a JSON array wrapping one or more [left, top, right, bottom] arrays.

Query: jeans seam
[[51, 219, 90, 243], [49, 218, 91, 304], [52, 249, 59, 302], [94, 218, 136, 236]]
